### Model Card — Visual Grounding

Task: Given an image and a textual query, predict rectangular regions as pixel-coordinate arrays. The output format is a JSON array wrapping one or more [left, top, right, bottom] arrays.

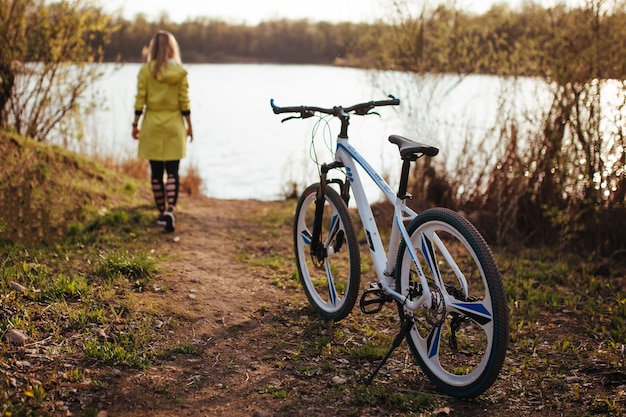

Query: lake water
[[84, 64, 547, 202]]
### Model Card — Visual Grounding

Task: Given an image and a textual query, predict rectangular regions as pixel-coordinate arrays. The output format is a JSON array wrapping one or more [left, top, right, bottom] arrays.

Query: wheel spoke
[[449, 301, 493, 327], [419, 232, 440, 279], [325, 258, 339, 307], [431, 231, 469, 299], [300, 229, 312, 246], [324, 213, 340, 251], [426, 324, 443, 359]]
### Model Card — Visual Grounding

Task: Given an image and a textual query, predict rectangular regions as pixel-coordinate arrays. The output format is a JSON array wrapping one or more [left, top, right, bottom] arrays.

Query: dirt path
[[98, 196, 304, 416]]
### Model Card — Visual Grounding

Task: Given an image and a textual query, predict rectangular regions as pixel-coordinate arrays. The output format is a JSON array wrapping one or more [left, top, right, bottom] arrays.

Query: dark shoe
[[156, 214, 167, 226], [164, 211, 175, 233]]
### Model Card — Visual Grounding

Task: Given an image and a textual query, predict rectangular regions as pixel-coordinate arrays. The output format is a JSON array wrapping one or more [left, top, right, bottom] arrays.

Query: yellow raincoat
[[134, 61, 190, 161]]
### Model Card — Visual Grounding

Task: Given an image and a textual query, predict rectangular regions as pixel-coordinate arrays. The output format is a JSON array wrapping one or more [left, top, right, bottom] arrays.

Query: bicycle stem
[[335, 107, 350, 138]]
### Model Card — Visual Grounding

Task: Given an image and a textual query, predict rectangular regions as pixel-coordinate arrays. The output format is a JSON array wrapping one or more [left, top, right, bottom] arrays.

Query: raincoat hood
[[149, 61, 187, 84]]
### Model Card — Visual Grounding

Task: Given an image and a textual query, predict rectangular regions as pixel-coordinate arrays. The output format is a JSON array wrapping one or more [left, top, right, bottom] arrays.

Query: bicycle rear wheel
[[395, 208, 508, 398], [294, 184, 361, 321]]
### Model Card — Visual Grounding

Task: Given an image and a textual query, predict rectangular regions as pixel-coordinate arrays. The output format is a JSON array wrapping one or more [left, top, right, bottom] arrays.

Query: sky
[[102, 0, 585, 24]]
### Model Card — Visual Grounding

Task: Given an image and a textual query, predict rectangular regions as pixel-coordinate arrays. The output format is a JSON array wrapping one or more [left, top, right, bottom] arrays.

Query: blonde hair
[[147, 30, 182, 78]]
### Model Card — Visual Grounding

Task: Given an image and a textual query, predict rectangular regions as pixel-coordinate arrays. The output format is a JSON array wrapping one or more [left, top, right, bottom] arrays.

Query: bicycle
[[270, 95, 509, 398]]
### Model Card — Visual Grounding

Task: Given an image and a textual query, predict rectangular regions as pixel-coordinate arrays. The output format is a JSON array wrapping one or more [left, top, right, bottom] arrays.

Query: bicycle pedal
[[360, 286, 391, 314]]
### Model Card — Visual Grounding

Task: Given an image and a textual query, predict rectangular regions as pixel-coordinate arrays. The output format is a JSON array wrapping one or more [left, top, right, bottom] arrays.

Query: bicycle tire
[[294, 183, 361, 321], [394, 208, 508, 398]]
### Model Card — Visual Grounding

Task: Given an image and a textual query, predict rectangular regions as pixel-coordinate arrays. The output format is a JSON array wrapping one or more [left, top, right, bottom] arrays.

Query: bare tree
[[0, 0, 116, 142]]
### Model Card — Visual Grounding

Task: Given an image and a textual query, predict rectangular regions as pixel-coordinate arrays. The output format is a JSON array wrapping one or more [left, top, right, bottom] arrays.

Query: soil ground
[[75, 196, 624, 417], [94, 196, 298, 416]]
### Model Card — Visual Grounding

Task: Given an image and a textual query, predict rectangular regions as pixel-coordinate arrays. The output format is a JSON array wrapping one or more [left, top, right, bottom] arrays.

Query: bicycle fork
[[310, 162, 349, 264]]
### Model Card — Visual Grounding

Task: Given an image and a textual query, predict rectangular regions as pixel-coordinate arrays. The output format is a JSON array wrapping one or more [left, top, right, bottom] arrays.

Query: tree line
[[105, 16, 379, 66], [104, 1, 626, 81]]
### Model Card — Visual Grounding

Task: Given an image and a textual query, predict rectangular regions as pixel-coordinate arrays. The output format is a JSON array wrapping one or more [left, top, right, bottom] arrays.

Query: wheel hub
[[425, 286, 446, 327]]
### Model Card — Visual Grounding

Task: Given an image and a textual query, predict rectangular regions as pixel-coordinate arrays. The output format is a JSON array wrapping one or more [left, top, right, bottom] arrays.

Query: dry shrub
[[95, 156, 149, 180], [180, 164, 203, 196], [118, 158, 149, 180]]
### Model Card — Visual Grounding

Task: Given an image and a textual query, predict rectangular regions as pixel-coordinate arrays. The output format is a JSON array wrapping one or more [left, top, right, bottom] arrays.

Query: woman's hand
[[132, 120, 140, 140], [187, 126, 193, 142]]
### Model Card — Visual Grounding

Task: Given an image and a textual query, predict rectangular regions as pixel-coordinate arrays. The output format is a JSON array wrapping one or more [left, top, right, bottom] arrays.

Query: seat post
[[397, 158, 412, 199]]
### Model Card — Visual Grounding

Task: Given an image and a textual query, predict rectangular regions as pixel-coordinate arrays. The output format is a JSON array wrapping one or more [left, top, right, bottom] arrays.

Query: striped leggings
[[149, 160, 180, 213]]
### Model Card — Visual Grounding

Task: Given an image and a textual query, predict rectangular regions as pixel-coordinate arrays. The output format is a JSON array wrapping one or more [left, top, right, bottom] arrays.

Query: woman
[[132, 30, 193, 233]]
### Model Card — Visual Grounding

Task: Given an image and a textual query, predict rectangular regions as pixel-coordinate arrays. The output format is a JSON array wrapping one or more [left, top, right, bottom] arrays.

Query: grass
[[0, 131, 166, 415], [0, 214, 163, 414]]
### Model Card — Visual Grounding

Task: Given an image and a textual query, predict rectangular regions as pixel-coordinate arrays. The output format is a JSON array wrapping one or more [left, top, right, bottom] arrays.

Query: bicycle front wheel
[[294, 184, 361, 321], [395, 208, 508, 398]]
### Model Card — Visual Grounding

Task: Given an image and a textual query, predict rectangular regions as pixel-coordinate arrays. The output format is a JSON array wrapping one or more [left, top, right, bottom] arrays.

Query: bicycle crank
[[360, 283, 392, 314]]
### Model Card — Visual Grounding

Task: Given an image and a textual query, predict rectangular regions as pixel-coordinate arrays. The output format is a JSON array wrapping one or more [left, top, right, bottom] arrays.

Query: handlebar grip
[[270, 98, 280, 114], [373, 95, 400, 107], [270, 99, 307, 114]]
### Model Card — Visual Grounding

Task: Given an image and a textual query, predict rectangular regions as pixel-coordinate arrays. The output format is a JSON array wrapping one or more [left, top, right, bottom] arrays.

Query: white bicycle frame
[[333, 136, 436, 311]]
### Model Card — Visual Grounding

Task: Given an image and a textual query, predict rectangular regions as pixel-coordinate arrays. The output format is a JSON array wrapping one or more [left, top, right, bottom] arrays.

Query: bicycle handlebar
[[270, 95, 400, 121]]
